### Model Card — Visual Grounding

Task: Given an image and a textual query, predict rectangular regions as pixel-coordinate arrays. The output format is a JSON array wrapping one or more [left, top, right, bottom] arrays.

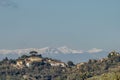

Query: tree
[[21, 55, 29, 59], [4, 57, 8, 61], [38, 54, 42, 58], [67, 61, 74, 67], [108, 51, 119, 58], [29, 51, 38, 56]]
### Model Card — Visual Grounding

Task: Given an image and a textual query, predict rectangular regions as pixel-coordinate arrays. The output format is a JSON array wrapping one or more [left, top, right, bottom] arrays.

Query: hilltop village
[[13, 51, 66, 69], [0, 51, 120, 80]]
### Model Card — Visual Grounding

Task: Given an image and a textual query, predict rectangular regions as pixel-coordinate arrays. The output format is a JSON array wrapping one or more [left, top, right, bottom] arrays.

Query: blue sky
[[0, 0, 120, 50]]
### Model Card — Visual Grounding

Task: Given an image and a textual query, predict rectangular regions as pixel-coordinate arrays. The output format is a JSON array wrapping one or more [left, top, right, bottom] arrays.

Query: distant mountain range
[[0, 46, 103, 54], [0, 46, 108, 63]]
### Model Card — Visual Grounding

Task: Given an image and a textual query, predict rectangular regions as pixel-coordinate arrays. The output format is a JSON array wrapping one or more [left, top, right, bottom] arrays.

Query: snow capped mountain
[[57, 46, 83, 54], [0, 46, 106, 63], [0, 46, 104, 55], [0, 46, 84, 54]]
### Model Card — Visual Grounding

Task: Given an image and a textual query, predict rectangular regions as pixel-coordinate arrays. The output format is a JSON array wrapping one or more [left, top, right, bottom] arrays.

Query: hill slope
[[0, 51, 120, 80]]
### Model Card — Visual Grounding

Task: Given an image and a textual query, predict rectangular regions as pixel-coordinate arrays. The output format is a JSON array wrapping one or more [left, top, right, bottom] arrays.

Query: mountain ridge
[[0, 46, 106, 63], [0, 46, 103, 54]]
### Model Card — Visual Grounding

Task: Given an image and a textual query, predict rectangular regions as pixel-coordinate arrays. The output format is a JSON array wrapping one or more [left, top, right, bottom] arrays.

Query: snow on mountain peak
[[57, 46, 83, 54], [0, 46, 83, 54], [0, 47, 103, 54]]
